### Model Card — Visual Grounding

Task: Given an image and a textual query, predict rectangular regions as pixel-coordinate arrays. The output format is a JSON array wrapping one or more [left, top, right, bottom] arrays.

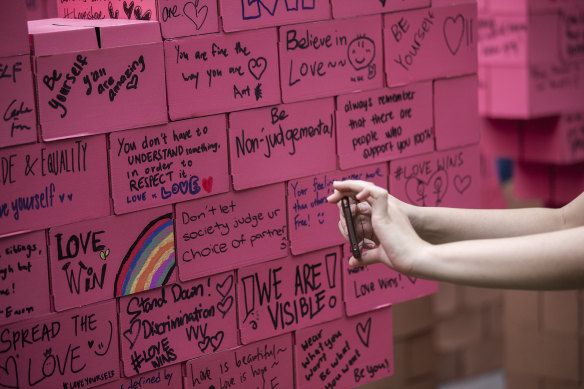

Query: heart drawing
[[123, 320, 141, 350], [183, 0, 208, 30], [0, 356, 18, 389], [248, 57, 267, 81], [216, 274, 233, 298], [202, 176, 213, 193], [454, 175, 472, 194], [217, 296, 234, 317], [126, 74, 139, 90], [356, 317, 372, 348], [405, 169, 449, 207], [443, 14, 465, 55]]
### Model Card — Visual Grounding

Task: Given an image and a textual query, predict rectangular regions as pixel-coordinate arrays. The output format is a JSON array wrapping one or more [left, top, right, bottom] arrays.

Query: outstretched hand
[[327, 180, 428, 274]]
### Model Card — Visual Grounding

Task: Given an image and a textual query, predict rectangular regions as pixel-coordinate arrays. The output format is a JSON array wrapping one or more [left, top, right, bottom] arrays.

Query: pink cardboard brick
[[48, 206, 177, 311], [0, 55, 38, 148], [384, 3, 478, 86], [523, 113, 584, 165], [175, 183, 288, 281], [109, 115, 229, 214], [488, 0, 579, 14], [295, 307, 393, 389], [165, 28, 281, 120], [220, 0, 331, 32], [118, 272, 238, 376], [342, 246, 437, 317], [389, 145, 482, 209], [0, 231, 50, 326], [553, 162, 584, 206], [97, 365, 181, 389], [480, 118, 522, 159], [434, 74, 480, 150], [58, 0, 157, 21], [185, 334, 294, 389], [158, 0, 220, 39], [0, 300, 119, 389], [279, 15, 383, 103], [30, 19, 167, 141], [561, 7, 584, 63], [331, 0, 430, 19], [229, 98, 336, 190], [477, 13, 560, 66], [0, 1, 29, 57], [487, 62, 584, 119], [238, 247, 344, 344], [287, 163, 387, 255], [513, 162, 553, 202], [336, 82, 434, 169], [478, 65, 489, 116], [0, 135, 110, 238]]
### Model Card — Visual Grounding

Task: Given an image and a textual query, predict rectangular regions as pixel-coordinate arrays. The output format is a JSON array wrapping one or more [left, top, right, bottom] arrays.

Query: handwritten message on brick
[[389, 145, 481, 209], [185, 334, 294, 389], [0, 300, 119, 389], [229, 98, 336, 190], [165, 28, 281, 120], [158, 0, 219, 39], [384, 3, 477, 85], [109, 115, 229, 214], [238, 247, 343, 344], [176, 183, 288, 281], [0, 135, 110, 237], [1, 55, 37, 149], [279, 15, 383, 102], [0, 231, 50, 326], [98, 364, 181, 389], [331, 0, 430, 19], [343, 256, 438, 317], [58, 0, 157, 21], [477, 15, 528, 64], [562, 9, 584, 62], [219, 0, 331, 32], [119, 272, 237, 376], [36, 43, 167, 140], [49, 206, 176, 311], [336, 82, 434, 169], [295, 308, 393, 389], [287, 164, 387, 255]]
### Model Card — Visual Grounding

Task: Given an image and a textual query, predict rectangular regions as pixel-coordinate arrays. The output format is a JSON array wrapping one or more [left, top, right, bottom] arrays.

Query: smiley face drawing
[[347, 36, 376, 71]]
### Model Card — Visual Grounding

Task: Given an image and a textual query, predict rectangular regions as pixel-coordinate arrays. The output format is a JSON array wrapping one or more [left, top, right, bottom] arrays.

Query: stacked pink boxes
[[478, 0, 584, 206], [1, 1, 481, 388]]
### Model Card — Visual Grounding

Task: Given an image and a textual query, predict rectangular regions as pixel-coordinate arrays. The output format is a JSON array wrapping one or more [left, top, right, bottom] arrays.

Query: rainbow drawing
[[114, 213, 175, 297]]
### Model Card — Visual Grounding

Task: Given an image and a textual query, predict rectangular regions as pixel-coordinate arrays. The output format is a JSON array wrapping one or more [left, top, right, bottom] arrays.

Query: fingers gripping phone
[[341, 197, 361, 259]]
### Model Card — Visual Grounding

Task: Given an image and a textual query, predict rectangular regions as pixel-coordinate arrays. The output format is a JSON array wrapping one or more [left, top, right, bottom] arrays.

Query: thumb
[[348, 247, 389, 267]]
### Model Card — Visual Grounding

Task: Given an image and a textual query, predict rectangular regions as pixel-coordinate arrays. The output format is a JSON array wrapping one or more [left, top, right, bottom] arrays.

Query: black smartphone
[[341, 197, 361, 259]]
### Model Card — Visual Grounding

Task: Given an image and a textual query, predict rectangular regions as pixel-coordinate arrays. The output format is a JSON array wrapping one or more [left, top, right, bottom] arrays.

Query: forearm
[[408, 205, 566, 244], [411, 226, 584, 290]]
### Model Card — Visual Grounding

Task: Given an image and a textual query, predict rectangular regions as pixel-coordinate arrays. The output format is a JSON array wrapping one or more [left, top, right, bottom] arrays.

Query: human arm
[[327, 180, 584, 290]]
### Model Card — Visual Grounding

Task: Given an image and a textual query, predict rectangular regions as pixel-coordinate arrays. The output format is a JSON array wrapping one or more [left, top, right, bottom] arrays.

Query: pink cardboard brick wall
[[0, 55, 38, 149], [30, 19, 168, 141], [279, 15, 384, 103], [331, 0, 430, 19], [184, 334, 294, 389], [109, 115, 230, 214], [286, 163, 387, 255], [514, 162, 553, 202], [0, 300, 120, 389], [343, 246, 438, 317], [219, 0, 332, 32], [336, 82, 434, 169], [389, 145, 482, 209], [523, 112, 584, 165], [164, 28, 281, 120], [229, 98, 336, 190], [384, 2, 478, 86], [237, 247, 343, 344], [294, 307, 394, 389], [0, 1, 29, 58], [434, 74, 480, 150], [58, 0, 158, 21], [0, 230, 51, 326], [480, 118, 522, 159], [48, 206, 177, 312], [0, 135, 111, 238], [118, 272, 238, 376], [158, 0, 220, 39], [175, 183, 288, 281], [487, 0, 579, 14]]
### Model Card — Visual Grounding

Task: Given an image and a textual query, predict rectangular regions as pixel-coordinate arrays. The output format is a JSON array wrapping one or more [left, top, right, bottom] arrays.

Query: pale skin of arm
[[327, 180, 584, 290]]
